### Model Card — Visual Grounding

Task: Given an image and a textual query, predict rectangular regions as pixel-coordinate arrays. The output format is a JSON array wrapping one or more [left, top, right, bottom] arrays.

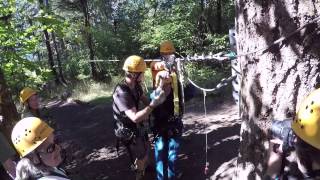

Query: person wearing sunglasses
[[11, 117, 69, 180]]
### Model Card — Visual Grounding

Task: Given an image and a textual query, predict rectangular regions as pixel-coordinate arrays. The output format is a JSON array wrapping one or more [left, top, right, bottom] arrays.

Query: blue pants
[[155, 136, 180, 180]]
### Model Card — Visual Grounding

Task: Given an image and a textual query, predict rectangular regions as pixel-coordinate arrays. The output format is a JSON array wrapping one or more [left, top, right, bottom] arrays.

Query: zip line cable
[[88, 15, 320, 64]]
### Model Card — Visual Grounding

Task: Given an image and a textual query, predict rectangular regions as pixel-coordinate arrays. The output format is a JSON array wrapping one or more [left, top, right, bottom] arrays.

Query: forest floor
[[47, 93, 240, 180]]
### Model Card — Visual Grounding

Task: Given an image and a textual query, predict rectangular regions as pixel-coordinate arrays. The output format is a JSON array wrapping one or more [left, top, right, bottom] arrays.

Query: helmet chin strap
[[126, 72, 142, 86], [135, 72, 142, 82]]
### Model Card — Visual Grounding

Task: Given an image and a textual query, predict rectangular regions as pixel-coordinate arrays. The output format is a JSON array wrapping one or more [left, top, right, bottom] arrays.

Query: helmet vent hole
[[306, 105, 309, 109], [25, 134, 27, 136], [301, 125, 304, 129], [311, 101, 314, 105], [310, 109, 314, 113], [299, 119, 302, 122]]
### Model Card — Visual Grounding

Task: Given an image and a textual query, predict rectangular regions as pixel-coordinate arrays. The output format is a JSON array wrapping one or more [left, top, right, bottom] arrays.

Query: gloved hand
[[157, 70, 170, 79], [150, 88, 161, 100], [149, 90, 166, 107]]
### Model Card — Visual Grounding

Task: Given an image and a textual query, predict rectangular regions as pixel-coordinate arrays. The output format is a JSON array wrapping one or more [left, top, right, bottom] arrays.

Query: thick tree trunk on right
[[233, 1, 320, 179]]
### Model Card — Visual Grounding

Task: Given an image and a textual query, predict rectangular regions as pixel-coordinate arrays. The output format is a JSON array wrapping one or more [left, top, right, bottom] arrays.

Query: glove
[[150, 88, 161, 100], [157, 70, 170, 79], [149, 90, 166, 107]]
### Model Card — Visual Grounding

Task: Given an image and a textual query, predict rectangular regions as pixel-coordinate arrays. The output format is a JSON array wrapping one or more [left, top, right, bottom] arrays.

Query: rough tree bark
[[0, 68, 19, 139], [234, 1, 320, 179]]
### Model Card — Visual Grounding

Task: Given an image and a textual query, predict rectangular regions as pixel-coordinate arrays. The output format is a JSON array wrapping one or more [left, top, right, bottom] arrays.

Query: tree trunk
[[0, 68, 19, 139], [52, 32, 67, 84], [216, 0, 222, 33], [38, 0, 60, 85], [235, 0, 320, 179], [60, 37, 68, 61], [79, 0, 98, 80], [43, 30, 60, 85], [205, 0, 217, 35]]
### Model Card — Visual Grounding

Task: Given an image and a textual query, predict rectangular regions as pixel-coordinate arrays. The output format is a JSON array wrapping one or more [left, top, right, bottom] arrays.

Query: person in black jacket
[[113, 55, 166, 179]]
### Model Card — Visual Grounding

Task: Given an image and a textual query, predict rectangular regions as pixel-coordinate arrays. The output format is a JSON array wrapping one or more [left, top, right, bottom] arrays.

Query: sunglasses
[[37, 141, 57, 154]]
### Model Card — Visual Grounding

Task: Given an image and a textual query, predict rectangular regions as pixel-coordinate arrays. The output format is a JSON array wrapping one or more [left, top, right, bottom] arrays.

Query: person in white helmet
[[12, 117, 69, 180]]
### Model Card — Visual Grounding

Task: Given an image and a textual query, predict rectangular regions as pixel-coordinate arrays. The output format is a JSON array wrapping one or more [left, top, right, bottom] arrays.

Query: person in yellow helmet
[[150, 41, 184, 180], [112, 55, 166, 179], [20, 87, 40, 118], [265, 88, 320, 180], [12, 117, 69, 180], [20, 87, 53, 126]]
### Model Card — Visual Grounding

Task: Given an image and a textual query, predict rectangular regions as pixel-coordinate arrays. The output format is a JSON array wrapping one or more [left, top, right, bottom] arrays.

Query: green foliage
[[139, 0, 198, 55], [201, 33, 229, 53], [1, 0, 236, 101], [185, 62, 231, 89], [0, 0, 72, 98]]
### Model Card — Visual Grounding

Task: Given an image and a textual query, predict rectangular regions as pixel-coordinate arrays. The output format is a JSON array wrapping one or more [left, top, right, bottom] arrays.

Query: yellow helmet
[[20, 87, 37, 103], [11, 117, 54, 157], [160, 40, 175, 54], [292, 88, 320, 150], [122, 55, 146, 73]]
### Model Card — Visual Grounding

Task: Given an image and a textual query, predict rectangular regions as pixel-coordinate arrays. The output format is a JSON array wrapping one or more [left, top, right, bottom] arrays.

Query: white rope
[[203, 90, 208, 165], [187, 75, 236, 92]]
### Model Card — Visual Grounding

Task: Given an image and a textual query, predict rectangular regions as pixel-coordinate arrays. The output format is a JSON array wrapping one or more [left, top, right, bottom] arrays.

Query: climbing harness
[[112, 82, 144, 171]]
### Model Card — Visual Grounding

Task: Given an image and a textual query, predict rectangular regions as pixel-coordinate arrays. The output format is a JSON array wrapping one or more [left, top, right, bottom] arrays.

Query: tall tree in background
[[38, 0, 61, 85], [55, 0, 99, 80], [235, 0, 320, 178], [215, 0, 222, 33], [52, 32, 67, 84], [79, 0, 99, 80]]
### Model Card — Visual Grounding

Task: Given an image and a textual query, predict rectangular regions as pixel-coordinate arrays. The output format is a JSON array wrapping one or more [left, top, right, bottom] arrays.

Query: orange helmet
[[160, 41, 175, 54]]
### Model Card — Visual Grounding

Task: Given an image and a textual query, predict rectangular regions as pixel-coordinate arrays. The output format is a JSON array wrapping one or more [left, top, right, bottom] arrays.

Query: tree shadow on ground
[[47, 96, 240, 180], [179, 124, 241, 180]]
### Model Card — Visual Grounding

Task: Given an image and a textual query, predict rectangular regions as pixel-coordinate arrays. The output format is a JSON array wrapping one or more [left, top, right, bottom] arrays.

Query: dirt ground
[[46, 95, 241, 180]]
